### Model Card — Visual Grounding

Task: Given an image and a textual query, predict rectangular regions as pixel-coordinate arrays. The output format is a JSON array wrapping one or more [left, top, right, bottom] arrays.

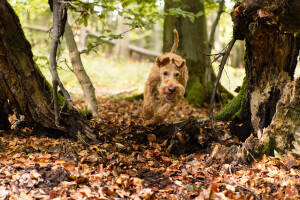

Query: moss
[[34, 64, 66, 106], [216, 77, 247, 121], [80, 106, 93, 120], [258, 135, 276, 156], [128, 93, 144, 101], [186, 76, 211, 107], [275, 131, 295, 154], [220, 93, 228, 106]]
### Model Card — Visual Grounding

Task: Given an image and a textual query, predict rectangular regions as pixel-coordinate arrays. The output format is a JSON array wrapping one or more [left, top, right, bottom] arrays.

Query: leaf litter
[[0, 98, 299, 199]]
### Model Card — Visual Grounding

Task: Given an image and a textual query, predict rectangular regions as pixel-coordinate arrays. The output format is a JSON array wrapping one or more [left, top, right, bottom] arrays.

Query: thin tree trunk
[[113, 15, 130, 59], [153, 23, 161, 52], [208, 0, 224, 53], [79, 24, 87, 51], [64, 22, 99, 118]]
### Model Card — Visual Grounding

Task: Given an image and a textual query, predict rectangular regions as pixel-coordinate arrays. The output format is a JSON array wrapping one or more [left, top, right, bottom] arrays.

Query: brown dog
[[143, 29, 189, 124]]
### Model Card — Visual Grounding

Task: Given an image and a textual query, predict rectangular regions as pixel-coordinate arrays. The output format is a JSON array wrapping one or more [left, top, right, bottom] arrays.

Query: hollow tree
[[217, 0, 300, 155], [0, 0, 98, 144]]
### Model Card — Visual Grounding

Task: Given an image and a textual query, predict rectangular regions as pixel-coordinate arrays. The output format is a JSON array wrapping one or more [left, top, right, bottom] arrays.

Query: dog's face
[[156, 53, 187, 102]]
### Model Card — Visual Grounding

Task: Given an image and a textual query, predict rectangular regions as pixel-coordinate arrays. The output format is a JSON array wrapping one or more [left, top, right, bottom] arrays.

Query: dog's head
[[156, 53, 188, 102]]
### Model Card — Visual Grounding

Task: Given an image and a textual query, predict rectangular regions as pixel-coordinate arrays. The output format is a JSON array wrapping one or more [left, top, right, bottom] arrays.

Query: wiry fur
[[143, 29, 189, 124]]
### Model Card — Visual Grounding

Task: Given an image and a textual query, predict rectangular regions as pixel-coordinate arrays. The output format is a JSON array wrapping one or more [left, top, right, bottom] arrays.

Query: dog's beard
[[158, 84, 185, 102]]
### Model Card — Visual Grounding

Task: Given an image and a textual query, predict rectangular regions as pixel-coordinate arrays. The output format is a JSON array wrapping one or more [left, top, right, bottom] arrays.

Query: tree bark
[[0, 0, 98, 144], [64, 22, 99, 118], [79, 24, 87, 51], [217, 0, 300, 155], [0, 91, 10, 130], [261, 78, 300, 155]]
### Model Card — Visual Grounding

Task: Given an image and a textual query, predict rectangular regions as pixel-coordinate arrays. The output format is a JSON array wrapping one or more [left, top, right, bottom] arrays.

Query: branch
[[209, 38, 236, 144], [49, 0, 77, 126], [80, 27, 136, 54]]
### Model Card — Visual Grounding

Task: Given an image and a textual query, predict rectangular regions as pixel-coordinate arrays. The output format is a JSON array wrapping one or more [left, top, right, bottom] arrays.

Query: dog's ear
[[173, 58, 185, 68], [156, 57, 170, 68]]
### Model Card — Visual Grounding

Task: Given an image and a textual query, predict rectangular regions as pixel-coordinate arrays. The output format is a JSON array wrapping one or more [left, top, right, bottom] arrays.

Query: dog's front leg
[[154, 103, 173, 124], [143, 84, 156, 121]]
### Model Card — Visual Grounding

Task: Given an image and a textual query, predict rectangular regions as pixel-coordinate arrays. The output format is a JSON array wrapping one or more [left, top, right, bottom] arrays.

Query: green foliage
[[64, 0, 164, 54], [167, 7, 203, 23], [9, 0, 50, 17]]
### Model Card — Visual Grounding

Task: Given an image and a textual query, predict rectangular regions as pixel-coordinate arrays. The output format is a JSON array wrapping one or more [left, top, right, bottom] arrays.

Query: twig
[[64, 58, 74, 72], [79, 27, 137, 54], [209, 38, 236, 144]]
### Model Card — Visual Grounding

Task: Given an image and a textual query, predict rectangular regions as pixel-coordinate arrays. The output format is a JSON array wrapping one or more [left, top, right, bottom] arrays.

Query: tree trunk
[[163, 0, 232, 106], [113, 15, 130, 60], [79, 24, 87, 51], [153, 23, 161, 52], [0, 0, 98, 144], [64, 22, 99, 118], [0, 91, 10, 130], [217, 0, 300, 155], [208, 0, 224, 53]]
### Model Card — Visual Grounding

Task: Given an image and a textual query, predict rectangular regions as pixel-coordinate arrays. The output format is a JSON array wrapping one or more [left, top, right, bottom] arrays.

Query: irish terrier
[[143, 29, 189, 125]]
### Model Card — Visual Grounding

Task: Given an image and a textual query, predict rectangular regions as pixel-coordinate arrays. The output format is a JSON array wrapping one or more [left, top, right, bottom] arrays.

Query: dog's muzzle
[[165, 87, 176, 100]]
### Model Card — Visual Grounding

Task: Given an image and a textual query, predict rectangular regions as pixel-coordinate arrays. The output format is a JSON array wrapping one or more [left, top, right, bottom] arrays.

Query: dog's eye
[[163, 72, 168, 76], [175, 73, 180, 77]]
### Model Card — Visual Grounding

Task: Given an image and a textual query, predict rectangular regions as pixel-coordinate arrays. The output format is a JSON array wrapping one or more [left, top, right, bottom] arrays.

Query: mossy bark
[[260, 78, 300, 156], [225, 0, 300, 154], [216, 77, 247, 121]]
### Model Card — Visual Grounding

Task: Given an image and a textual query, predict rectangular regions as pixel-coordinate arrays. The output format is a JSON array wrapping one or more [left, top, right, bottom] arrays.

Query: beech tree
[[64, 22, 99, 118]]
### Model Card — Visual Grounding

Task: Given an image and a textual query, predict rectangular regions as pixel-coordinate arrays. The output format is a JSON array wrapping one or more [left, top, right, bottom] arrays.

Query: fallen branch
[[209, 38, 236, 144]]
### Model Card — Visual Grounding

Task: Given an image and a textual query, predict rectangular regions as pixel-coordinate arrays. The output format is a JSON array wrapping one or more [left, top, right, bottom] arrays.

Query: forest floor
[[0, 98, 299, 199]]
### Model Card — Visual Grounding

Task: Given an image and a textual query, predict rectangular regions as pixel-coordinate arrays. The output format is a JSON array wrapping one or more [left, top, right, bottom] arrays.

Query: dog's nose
[[168, 87, 176, 93]]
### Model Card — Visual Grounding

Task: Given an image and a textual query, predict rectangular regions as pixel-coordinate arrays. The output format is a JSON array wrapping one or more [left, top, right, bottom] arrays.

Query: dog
[[143, 29, 189, 124]]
